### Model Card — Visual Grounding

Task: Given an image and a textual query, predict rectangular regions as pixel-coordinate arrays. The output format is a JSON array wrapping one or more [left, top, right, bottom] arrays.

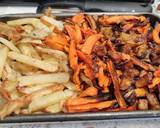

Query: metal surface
[[0, 12, 159, 123]]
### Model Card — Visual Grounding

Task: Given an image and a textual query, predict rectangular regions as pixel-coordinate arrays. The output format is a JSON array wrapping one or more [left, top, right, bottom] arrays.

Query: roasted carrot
[[84, 65, 95, 80], [82, 34, 102, 54], [72, 13, 85, 24], [105, 105, 137, 112], [79, 87, 98, 97], [81, 28, 96, 37], [153, 23, 160, 44], [65, 24, 82, 43], [72, 63, 84, 90], [65, 100, 117, 113], [154, 69, 160, 77], [45, 34, 67, 50], [148, 77, 160, 89], [131, 57, 149, 71], [98, 66, 110, 93], [107, 60, 127, 108], [65, 97, 99, 106], [69, 40, 78, 70], [99, 15, 146, 25], [77, 50, 92, 67]]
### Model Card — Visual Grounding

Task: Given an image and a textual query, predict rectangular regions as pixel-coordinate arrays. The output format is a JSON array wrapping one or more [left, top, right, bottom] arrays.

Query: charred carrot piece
[[77, 50, 92, 67], [45, 34, 67, 50], [81, 28, 96, 37], [153, 23, 160, 44], [75, 24, 82, 43], [107, 60, 127, 108], [84, 65, 95, 80], [72, 63, 84, 90], [65, 100, 117, 113], [82, 34, 102, 54], [122, 23, 134, 31], [79, 87, 98, 97], [99, 15, 146, 25], [154, 69, 160, 77], [98, 66, 110, 93], [72, 13, 85, 24], [105, 105, 137, 112], [148, 77, 160, 89], [66, 97, 99, 106], [69, 40, 78, 70], [65, 25, 82, 43], [131, 57, 149, 71]]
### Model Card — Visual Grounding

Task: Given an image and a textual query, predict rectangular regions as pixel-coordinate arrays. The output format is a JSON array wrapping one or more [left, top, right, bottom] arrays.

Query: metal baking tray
[[0, 12, 160, 123]]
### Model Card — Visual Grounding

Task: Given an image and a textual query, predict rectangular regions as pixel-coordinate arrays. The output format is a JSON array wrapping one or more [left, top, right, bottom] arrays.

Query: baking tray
[[0, 12, 160, 123]]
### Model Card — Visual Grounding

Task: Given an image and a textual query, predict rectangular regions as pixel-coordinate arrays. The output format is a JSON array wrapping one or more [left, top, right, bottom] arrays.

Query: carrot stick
[[69, 40, 78, 70], [82, 34, 102, 54], [72, 63, 84, 90], [98, 66, 110, 93], [107, 60, 127, 108], [84, 65, 95, 80], [65, 100, 117, 113], [131, 57, 149, 71], [66, 97, 99, 106], [154, 69, 160, 77], [105, 105, 136, 112], [65, 25, 82, 43], [79, 87, 98, 97], [77, 50, 92, 67], [153, 23, 160, 44], [72, 13, 85, 24]]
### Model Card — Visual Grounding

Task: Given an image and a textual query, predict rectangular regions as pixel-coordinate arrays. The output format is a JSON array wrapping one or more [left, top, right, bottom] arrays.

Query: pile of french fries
[[0, 13, 77, 119]]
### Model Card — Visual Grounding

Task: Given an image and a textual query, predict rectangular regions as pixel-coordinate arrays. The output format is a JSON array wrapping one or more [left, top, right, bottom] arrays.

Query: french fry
[[7, 18, 50, 31], [0, 84, 64, 119], [0, 37, 20, 53], [29, 89, 75, 112], [44, 102, 62, 113], [18, 43, 41, 60], [17, 83, 58, 94], [3, 80, 18, 93], [63, 82, 77, 91], [35, 46, 67, 61], [2, 63, 21, 81], [18, 72, 70, 86], [8, 51, 58, 72], [0, 47, 9, 79]]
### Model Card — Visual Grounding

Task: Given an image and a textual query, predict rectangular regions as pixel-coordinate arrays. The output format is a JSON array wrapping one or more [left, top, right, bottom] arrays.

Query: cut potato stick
[[0, 37, 20, 53], [8, 51, 58, 72], [18, 44, 41, 60], [2, 63, 21, 81], [19, 38, 44, 46], [17, 83, 58, 94], [2, 80, 18, 93], [35, 46, 67, 60], [29, 89, 75, 112], [18, 72, 70, 86], [7, 18, 50, 31], [0, 47, 9, 79], [0, 84, 64, 119], [44, 102, 62, 113], [0, 86, 11, 101], [63, 82, 77, 91]]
